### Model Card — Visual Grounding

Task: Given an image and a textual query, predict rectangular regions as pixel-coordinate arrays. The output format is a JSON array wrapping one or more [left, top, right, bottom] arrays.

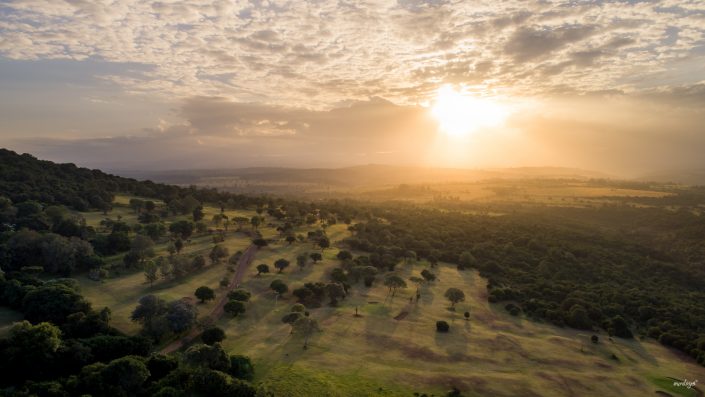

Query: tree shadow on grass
[[434, 325, 470, 357]]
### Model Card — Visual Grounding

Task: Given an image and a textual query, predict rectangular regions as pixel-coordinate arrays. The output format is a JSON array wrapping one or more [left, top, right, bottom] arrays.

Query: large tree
[[444, 288, 465, 309], [195, 286, 215, 303], [383, 275, 407, 298], [274, 258, 290, 273]]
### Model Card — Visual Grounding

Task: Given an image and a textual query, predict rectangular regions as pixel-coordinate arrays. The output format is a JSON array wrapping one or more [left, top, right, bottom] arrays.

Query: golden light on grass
[[431, 85, 508, 137]]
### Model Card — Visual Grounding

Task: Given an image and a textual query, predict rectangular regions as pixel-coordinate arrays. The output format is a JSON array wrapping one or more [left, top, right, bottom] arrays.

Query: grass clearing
[[214, 227, 705, 396]]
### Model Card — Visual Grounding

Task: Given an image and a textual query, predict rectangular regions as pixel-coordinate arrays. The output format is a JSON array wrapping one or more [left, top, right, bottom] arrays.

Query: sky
[[1, 0, 704, 176]]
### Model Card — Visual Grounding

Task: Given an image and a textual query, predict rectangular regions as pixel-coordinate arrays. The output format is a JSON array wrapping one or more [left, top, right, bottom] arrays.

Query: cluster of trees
[[224, 289, 251, 317], [291, 281, 347, 308], [0, 263, 257, 396], [345, 206, 705, 365], [131, 295, 198, 342]]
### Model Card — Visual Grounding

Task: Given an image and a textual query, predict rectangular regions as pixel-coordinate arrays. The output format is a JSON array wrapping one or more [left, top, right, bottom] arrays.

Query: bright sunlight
[[431, 85, 508, 137]]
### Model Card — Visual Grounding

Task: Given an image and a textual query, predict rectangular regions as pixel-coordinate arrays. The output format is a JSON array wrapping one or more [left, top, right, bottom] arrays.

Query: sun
[[431, 85, 508, 137]]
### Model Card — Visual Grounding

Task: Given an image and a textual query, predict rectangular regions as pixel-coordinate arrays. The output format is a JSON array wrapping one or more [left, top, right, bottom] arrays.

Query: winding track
[[160, 244, 258, 354]]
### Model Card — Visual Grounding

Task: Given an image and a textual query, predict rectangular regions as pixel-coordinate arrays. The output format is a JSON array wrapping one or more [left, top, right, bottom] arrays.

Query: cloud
[[10, 96, 439, 170], [0, 0, 703, 106]]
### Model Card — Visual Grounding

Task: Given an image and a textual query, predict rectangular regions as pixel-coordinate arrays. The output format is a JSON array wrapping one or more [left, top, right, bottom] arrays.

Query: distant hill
[[0, 148, 258, 210], [113, 164, 611, 189], [638, 169, 705, 185]]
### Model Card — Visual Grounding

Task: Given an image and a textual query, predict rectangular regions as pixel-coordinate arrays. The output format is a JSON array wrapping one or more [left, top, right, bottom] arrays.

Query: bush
[[436, 321, 449, 333], [201, 327, 226, 345], [505, 303, 521, 316], [227, 289, 251, 302], [228, 355, 254, 381]]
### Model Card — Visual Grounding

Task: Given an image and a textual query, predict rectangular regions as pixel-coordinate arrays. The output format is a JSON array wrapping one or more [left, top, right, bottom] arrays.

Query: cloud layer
[[2, 0, 704, 105]]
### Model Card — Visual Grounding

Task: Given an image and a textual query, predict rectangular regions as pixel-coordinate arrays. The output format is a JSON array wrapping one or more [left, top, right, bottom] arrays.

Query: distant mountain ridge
[[113, 164, 612, 188]]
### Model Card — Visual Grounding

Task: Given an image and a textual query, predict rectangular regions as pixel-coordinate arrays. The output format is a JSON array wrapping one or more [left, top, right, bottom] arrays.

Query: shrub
[[436, 321, 449, 333]]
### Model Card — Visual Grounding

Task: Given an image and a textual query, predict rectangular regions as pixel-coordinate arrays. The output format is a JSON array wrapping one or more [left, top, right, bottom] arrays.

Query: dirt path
[[160, 244, 258, 354]]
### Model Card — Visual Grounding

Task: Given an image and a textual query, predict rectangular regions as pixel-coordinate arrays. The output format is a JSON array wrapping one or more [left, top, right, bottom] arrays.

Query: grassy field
[[212, 225, 705, 397], [74, 194, 705, 396]]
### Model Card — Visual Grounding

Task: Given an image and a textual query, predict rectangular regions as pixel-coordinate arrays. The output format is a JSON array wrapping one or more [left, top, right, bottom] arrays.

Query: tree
[[129, 198, 145, 214], [129, 235, 155, 266], [336, 250, 352, 261], [285, 235, 296, 245], [591, 335, 599, 344], [224, 300, 246, 317], [296, 253, 308, 270], [227, 289, 251, 302], [566, 305, 592, 330], [7, 321, 61, 364], [193, 207, 204, 222], [141, 222, 166, 241], [166, 300, 197, 333], [444, 288, 465, 309], [421, 269, 436, 282], [229, 355, 254, 381], [293, 313, 320, 349], [22, 284, 91, 325], [131, 295, 167, 325], [274, 258, 290, 273], [144, 260, 158, 287], [252, 238, 268, 248], [383, 275, 407, 298], [326, 282, 346, 306], [458, 251, 477, 270], [256, 263, 269, 275], [409, 276, 424, 292], [169, 220, 194, 240], [610, 315, 633, 338], [282, 312, 304, 325], [309, 252, 322, 263], [318, 236, 330, 251], [250, 216, 261, 230], [174, 238, 184, 254], [183, 343, 230, 372], [233, 216, 249, 231], [192, 255, 206, 269], [195, 286, 215, 303], [436, 320, 450, 333], [201, 327, 226, 345], [209, 245, 229, 264], [331, 268, 347, 283], [270, 280, 288, 297], [101, 356, 149, 395], [212, 214, 224, 228], [101, 356, 150, 395]]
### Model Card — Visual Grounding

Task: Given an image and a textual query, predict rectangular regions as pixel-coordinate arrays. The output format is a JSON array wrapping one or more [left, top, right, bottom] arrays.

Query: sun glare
[[431, 85, 508, 137]]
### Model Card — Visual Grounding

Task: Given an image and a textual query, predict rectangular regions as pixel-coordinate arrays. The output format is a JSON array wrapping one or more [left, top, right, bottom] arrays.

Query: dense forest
[[344, 204, 705, 365], [1, 148, 704, 396]]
